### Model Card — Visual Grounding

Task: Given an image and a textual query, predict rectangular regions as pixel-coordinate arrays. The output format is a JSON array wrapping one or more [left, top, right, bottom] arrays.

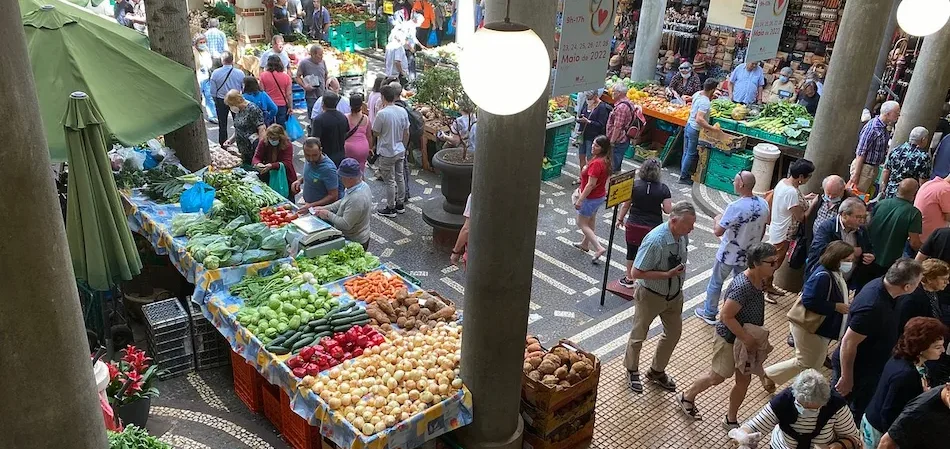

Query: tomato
[[287, 214, 298, 221]]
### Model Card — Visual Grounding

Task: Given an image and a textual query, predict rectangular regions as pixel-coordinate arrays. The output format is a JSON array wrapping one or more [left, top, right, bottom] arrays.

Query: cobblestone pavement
[[150, 56, 762, 448]]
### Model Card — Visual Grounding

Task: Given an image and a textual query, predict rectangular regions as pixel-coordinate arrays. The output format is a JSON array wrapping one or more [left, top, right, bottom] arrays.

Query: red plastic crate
[[262, 382, 282, 432], [280, 389, 324, 449], [230, 350, 263, 413]]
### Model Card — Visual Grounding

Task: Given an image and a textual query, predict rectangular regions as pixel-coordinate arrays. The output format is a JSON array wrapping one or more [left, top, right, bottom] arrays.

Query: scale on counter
[[287, 215, 345, 257]]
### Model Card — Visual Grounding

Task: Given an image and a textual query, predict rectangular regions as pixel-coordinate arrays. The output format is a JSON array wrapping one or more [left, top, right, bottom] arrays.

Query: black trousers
[[213, 97, 232, 145]]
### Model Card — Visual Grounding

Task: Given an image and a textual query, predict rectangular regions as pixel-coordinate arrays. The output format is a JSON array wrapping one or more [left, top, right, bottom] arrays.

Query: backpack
[[616, 101, 647, 140], [395, 100, 424, 143]]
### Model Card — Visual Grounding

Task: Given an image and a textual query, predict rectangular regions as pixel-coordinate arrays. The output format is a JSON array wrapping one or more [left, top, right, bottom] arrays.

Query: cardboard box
[[700, 128, 748, 154], [521, 389, 597, 437], [522, 413, 594, 449]]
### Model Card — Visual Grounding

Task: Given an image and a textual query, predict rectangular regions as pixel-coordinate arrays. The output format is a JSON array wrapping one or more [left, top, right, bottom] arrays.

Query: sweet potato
[[408, 304, 421, 316], [376, 298, 395, 317], [394, 288, 409, 300], [542, 353, 561, 366], [526, 336, 540, 346], [525, 351, 544, 360], [426, 296, 445, 312], [404, 317, 417, 330], [417, 307, 432, 321], [427, 320, 438, 328], [430, 306, 456, 321], [366, 307, 391, 324], [403, 296, 419, 306], [558, 380, 571, 387], [552, 347, 571, 365], [526, 357, 542, 369], [541, 375, 558, 387], [523, 362, 533, 372], [396, 316, 408, 328], [527, 370, 541, 382]]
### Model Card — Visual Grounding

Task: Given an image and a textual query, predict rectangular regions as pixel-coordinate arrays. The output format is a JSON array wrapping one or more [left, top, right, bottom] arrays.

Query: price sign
[[606, 170, 636, 208], [552, 0, 617, 96]]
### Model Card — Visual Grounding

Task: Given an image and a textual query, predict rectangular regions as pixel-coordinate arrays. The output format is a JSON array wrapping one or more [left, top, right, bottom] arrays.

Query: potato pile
[[365, 290, 458, 332], [523, 337, 596, 391]]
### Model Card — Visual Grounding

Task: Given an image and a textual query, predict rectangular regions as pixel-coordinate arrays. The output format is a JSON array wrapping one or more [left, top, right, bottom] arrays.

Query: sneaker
[[626, 370, 644, 394], [722, 415, 739, 430], [376, 207, 397, 218], [677, 178, 694, 186], [694, 309, 718, 325], [618, 276, 636, 288], [677, 392, 702, 420], [786, 333, 796, 348], [395, 203, 406, 214], [646, 369, 677, 391]]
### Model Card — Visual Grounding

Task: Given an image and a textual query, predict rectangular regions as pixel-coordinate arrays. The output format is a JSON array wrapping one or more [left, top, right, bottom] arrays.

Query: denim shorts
[[578, 196, 605, 217], [580, 138, 594, 158]]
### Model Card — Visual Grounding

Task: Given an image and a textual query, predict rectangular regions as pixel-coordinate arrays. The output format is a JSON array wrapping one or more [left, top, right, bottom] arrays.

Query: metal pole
[[600, 205, 620, 306]]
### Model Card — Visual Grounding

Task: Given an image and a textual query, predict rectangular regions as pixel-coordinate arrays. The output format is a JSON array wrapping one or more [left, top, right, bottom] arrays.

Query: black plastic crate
[[148, 337, 193, 363], [152, 334, 192, 355], [156, 351, 194, 379], [143, 298, 189, 342], [195, 345, 232, 370]]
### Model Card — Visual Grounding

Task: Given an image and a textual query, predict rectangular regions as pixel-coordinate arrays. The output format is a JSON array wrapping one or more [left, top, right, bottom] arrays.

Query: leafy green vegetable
[[109, 425, 170, 449]]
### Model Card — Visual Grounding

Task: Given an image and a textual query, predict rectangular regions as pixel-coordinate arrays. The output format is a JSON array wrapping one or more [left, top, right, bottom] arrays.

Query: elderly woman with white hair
[[730, 369, 861, 449], [879, 126, 933, 200], [767, 67, 797, 103]]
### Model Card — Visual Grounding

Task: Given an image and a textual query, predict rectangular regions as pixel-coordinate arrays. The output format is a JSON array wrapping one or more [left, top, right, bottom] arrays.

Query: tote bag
[[786, 273, 830, 333], [268, 163, 290, 199]]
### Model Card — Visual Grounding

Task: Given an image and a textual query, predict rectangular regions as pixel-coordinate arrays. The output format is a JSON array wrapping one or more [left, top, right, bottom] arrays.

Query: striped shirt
[[633, 222, 688, 297], [746, 402, 859, 449], [855, 117, 890, 166]]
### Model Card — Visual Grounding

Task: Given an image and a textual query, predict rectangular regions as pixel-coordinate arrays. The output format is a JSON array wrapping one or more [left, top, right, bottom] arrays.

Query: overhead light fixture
[[458, 0, 550, 116], [897, 0, 950, 36]]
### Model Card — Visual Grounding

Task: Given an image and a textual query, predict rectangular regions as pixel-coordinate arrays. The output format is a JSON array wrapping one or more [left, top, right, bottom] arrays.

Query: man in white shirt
[[259, 35, 291, 70], [310, 77, 351, 119], [372, 84, 409, 217], [384, 37, 410, 86]]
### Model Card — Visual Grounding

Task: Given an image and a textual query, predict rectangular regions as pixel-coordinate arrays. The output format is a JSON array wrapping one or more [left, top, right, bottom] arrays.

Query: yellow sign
[[383, 1, 394, 15], [606, 170, 636, 208]]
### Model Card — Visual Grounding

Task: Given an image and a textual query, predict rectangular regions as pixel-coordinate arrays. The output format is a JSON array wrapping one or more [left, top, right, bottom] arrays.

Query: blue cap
[[338, 158, 361, 178]]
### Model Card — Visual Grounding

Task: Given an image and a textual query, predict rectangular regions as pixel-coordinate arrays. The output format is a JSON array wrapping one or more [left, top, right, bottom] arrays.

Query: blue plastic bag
[[286, 115, 305, 141], [180, 181, 216, 213], [427, 29, 439, 47]]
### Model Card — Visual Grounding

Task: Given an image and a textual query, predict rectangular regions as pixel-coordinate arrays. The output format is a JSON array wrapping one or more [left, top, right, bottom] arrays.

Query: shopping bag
[[285, 115, 305, 141], [180, 181, 216, 213], [427, 29, 439, 46], [268, 163, 290, 199]]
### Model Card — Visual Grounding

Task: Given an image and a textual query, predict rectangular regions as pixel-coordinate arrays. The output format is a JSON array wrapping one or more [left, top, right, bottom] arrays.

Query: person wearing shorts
[[573, 135, 611, 264], [679, 243, 778, 426], [616, 158, 671, 287]]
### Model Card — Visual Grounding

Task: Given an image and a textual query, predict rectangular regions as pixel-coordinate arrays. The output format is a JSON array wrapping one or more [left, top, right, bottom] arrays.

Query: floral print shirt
[[717, 196, 770, 266], [234, 102, 264, 164], [882, 143, 932, 199]]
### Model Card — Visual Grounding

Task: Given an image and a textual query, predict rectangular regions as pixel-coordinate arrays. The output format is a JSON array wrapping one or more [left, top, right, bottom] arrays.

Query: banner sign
[[553, 0, 617, 96], [746, 0, 790, 62]]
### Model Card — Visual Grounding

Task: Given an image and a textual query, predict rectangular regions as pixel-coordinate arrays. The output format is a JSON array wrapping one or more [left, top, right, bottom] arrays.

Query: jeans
[[200, 79, 217, 121], [213, 97, 232, 145], [276, 105, 288, 128], [402, 150, 411, 202], [306, 97, 317, 122], [612, 141, 629, 172], [680, 125, 700, 181], [378, 153, 406, 208], [699, 259, 743, 319]]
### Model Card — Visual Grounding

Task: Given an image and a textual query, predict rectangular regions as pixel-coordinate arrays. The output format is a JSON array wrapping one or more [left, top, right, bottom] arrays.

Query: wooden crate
[[699, 128, 747, 154], [521, 388, 596, 438], [521, 340, 601, 412]]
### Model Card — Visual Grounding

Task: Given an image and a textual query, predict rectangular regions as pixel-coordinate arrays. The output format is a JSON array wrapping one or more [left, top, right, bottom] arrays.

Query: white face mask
[[230, 106, 240, 114], [794, 400, 820, 418], [839, 261, 854, 274]]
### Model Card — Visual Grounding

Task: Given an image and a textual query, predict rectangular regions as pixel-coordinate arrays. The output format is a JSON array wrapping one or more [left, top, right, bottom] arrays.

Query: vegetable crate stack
[[188, 301, 232, 370], [142, 298, 195, 379], [521, 338, 600, 449], [704, 149, 755, 196], [543, 123, 573, 166]]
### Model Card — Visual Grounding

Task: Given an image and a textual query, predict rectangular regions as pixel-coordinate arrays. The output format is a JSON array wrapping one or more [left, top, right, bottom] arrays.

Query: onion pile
[[299, 323, 464, 436]]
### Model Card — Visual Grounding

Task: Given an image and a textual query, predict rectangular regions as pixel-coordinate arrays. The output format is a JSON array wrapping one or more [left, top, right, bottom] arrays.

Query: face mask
[[839, 261, 854, 274], [230, 106, 239, 114], [823, 194, 841, 204], [794, 400, 819, 418], [197, 43, 208, 51], [268, 139, 279, 146], [779, 76, 789, 83]]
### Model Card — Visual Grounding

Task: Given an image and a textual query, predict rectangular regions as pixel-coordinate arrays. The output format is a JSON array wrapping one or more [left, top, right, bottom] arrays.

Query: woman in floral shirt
[[223, 89, 266, 165], [879, 126, 932, 199]]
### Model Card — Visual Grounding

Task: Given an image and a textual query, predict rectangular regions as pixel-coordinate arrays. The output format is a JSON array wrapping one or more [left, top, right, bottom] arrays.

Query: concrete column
[[0, 1, 109, 447], [801, 0, 894, 193], [889, 23, 950, 148], [631, 0, 668, 82], [865, 0, 899, 109], [145, 0, 211, 171], [454, 1, 555, 448]]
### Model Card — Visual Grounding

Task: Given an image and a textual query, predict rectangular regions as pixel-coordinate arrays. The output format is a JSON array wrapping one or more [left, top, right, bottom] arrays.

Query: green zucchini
[[269, 345, 290, 355], [332, 319, 369, 332], [330, 313, 369, 325], [269, 335, 288, 346], [283, 331, 304, 346], [309, 324, 332, 333], [299, 332, 316, 340], [291, 336, 316, 351], [308, 318, 328, 327]]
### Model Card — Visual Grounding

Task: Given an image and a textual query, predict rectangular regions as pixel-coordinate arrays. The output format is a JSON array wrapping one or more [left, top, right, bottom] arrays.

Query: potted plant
[[109, 424, 170, 449], [414, 67, 476, 215], [107, 345, 164, 429]]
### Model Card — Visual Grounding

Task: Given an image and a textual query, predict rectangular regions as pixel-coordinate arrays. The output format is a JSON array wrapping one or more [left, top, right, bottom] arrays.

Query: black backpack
[[395, 100, 424, 143]]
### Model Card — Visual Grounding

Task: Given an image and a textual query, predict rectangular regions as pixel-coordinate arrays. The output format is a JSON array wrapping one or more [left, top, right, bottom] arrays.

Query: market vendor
[[728, 61, 765, 105], [797, 80, 821, 116], [222, 89, 267, 164], [767, 67, 797, 103], [253, 124, 299, 198], [679, 78, 722, 185], [667, 62, 702, 99], [294, 137, 341, 209], [258, 35, 291, 71], [313, 158, 372, 250], [310, 0, 331, 41]]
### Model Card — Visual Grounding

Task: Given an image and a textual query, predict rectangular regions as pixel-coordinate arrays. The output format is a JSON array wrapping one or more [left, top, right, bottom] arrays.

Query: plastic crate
[[541, 161, 563, 181], [712, 117, 738, 131], [143, 298, 189, 342], [149, 335, 193, 361], [262, 383, 282, 432], [705, 171, 738, 195], [231, 350, 264, 413], [736, 122, 752, 135], [656, 119, 678, 133], [760, 131, 788, 145], [280, 389, 322, 449], [708, 149, 754, 172], [152, 348, 194, 379]]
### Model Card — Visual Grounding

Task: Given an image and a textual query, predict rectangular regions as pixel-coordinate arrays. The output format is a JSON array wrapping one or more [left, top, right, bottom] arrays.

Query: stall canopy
[[64, 91, 142, 291], [21, 2, 201, 162]]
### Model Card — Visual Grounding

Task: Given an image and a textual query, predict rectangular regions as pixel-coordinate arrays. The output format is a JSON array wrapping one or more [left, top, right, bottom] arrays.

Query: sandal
[[571, 179, 581, 185], [591, 248, 606, 264], [722, 415, 739, 430], [572, 242, 590, 252], [677, 392, 702, 421]]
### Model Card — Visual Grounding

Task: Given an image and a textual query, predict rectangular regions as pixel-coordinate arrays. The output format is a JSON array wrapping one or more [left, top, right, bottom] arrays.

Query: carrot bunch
[[343, 271, 407, 303]]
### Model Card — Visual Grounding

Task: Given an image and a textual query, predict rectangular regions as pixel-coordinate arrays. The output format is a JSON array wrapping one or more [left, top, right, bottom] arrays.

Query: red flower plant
[[106, 345, 166, 406]]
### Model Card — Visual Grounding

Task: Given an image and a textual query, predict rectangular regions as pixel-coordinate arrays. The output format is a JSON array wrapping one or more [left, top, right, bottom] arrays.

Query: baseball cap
[[338, 158, 361, 178]]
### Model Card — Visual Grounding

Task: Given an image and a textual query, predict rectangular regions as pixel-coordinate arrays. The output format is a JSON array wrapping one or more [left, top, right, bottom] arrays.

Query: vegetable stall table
[[201, 261, 473, 449]]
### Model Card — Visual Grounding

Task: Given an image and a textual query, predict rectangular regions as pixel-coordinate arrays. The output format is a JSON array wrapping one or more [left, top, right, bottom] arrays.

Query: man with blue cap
[[313, 158, 373, 249]]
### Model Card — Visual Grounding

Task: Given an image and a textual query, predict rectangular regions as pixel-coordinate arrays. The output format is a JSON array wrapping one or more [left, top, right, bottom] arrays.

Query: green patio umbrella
[[65, 91, 142, 291], [19, 0, 150, 48], [21, 3, 201, 162]]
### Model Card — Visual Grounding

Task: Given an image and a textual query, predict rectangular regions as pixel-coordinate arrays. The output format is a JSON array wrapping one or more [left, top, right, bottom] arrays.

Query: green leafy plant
[[412, 67, 473, 114], [109, 425, 170, 449]]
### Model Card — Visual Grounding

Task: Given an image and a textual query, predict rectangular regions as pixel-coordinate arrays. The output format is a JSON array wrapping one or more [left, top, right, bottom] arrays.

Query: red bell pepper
[[287, 356, 304, 369], [292, 367, 307, 378]]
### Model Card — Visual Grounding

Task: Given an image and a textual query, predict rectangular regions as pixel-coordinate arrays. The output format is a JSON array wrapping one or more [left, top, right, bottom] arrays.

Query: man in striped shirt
[[622, 201, 695, 394], [849, 101, 901, 193]]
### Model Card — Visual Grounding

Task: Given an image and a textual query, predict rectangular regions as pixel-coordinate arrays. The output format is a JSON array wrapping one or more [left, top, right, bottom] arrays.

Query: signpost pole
[[600, 205, 619, 306]]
